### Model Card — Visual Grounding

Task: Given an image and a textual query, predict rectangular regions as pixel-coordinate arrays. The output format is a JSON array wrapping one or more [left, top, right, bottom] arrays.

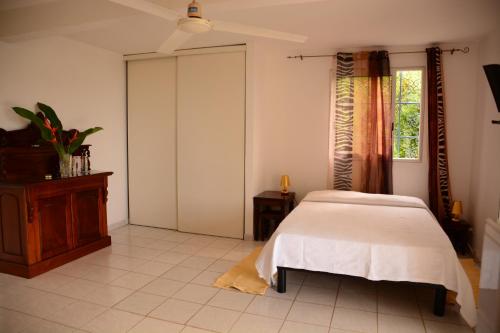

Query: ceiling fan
[[108, 0, 309, 54]]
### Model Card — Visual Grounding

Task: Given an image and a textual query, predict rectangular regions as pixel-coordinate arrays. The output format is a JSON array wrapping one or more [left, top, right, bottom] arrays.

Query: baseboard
[[108, 219, 128, 231]]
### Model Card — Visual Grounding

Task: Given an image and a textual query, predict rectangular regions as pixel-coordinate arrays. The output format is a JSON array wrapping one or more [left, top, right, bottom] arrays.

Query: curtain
[[331, 51, 393, 194], [426, 47, 452, 222]]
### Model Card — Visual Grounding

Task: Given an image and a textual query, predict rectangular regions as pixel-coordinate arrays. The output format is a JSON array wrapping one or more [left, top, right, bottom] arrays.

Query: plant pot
[[59, 153, 72, 178]]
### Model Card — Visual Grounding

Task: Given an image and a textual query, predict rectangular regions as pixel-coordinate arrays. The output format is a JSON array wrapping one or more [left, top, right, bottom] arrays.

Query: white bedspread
[[255, 190, 477, 327]]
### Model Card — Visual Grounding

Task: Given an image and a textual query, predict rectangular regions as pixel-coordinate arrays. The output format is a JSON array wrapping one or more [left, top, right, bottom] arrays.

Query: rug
[[213, 247, 269, 295]]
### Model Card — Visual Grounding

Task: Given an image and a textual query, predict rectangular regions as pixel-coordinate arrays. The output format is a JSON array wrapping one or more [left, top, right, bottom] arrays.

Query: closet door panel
[[177, 52, 245, 238], [128, 58, 177, 229]]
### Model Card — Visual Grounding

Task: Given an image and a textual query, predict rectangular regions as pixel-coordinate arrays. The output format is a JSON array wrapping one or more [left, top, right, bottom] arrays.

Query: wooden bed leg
[[433, 285, 446, 316], [277, 267, 286, 293]]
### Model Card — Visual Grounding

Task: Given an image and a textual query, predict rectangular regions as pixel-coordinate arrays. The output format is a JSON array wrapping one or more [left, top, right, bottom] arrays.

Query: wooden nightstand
[[253, 191, 296, 241], [442, 219, 472, 255]]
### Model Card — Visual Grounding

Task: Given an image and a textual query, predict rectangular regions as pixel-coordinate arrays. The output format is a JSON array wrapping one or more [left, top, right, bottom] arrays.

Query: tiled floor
[[0, 225, 473, 333]]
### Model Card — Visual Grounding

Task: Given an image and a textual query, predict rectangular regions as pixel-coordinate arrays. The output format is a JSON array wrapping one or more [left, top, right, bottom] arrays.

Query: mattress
[[255, 190, 477, 326]]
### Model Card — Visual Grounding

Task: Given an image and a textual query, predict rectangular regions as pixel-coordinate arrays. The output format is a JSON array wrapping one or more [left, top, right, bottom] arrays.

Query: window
[[393, 69, 423, 160]]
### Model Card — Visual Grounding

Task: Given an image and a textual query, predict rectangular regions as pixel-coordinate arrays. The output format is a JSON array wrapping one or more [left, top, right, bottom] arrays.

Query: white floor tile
[[81, 265, 128, 283], [162, 266, 204, 283], [206, 260, 238, 273], [378, 314, 425, 333], [336, 289, 377, 312], [114, 291, 166, 315], [191, 270, 221, 286], [156, 251, 191, 265], [23, 272, 76, 292], [0, 226, 474, 333], [208, 289, 255, 311], [296, 286, 337, 306], [140, 278, 185, 297], [83, 309, 143, 333], [47, 301, 107, 328], [149, 298, 202, 324], [424, 320, 473, 333], [179, 256, 217, 270], [286, 301, 333, 327], [128, 317, 184, 333], [331, 308, 377, 333], [131, 260, 174, 276], [110, 272, 156, 290], [0, 309, 39, 332], [188, 306, 240, 333], [173, 284, 219, 304], [230, 313, 283, 333], [222, 251, 249, 261], [246, 296, 293, 319], [20, 318, 76, 333], [53, 262, 95, 278], [378, 292, 420, 317], [195, 247, 231, 259], [280, 321, 329, 333], [54, 278, 103, 299], [82, 285, 134, 307], [182, 326, 217, 333], [286, 271, 306, 285], [172, 244, 206, 255]]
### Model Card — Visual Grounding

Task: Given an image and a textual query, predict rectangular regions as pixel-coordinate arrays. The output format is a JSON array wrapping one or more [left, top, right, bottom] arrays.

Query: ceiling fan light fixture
[[178, 18, 212, 34]]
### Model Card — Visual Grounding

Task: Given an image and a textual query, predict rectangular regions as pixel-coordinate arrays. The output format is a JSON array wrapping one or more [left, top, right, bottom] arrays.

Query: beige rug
[[213, 247, 269, 295]]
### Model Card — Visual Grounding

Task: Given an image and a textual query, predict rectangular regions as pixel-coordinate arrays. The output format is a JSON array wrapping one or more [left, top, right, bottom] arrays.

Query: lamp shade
[[280, 175, 290, 194], [451, 200, 463, 221]]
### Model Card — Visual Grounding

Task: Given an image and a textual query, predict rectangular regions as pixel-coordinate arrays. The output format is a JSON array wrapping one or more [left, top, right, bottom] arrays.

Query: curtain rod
[[287, 47, 470, 60]]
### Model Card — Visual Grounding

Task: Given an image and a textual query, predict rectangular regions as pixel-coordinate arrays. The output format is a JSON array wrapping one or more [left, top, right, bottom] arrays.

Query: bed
[[255, 190, 476, 327]]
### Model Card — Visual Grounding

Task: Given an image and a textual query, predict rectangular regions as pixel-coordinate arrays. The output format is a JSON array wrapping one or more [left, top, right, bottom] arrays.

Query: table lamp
[[280, 175, 290, 195], [451, 200, 462, 222]]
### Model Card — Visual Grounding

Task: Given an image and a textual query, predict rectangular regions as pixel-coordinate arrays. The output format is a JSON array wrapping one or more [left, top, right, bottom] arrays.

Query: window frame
[[391, 67, 425, 162]]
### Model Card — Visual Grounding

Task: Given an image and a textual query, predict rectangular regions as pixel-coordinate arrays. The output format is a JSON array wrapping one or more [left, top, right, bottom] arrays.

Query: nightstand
[[253, 191, 296, 241], [442, 219, 473, 255]]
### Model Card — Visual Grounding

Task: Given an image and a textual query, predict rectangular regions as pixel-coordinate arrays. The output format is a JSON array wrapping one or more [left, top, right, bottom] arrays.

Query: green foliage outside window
[[393, 70, 422, 159]]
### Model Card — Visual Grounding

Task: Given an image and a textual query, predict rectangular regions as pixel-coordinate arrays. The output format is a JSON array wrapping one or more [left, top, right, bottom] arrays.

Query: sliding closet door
[[127, 58, 177, 229], [177, 51, 245, 238]]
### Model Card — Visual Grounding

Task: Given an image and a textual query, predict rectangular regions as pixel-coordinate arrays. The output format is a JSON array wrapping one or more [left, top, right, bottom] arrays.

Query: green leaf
[[12, 107, 53, 141], [67, 127, 103, 154], [37, 102, 62, 131]]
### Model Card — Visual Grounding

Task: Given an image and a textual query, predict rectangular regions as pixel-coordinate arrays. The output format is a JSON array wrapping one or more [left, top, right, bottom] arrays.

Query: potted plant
[[12, 102, 103, 177]]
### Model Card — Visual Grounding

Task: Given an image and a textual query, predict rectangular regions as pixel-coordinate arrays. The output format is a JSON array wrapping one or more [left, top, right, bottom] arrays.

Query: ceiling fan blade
[[157, 29, 193, 54], [205, 0, 328, 14], [211, 20, 307, 43], [107, 0, 180, 21]]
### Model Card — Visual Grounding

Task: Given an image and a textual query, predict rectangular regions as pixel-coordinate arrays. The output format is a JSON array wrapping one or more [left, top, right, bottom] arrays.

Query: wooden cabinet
[[0, 172, 112, 278]]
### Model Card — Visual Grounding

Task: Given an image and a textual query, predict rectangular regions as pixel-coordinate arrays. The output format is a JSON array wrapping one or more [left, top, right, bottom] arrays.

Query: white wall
[[469, 26, 500, 258], [0, 37, 127, 228], [245, 40, 332, 237]]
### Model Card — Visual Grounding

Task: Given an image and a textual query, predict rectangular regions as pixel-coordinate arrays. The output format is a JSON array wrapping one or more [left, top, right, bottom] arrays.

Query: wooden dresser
[[0, 124, 112, 278]]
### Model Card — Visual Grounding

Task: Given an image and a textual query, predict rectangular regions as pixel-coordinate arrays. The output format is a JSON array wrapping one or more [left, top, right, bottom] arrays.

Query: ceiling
[[0, 0, 498, 55]]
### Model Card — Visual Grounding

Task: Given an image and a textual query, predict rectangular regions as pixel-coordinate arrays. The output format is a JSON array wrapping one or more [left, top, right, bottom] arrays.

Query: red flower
[[42, 117, 58, 142], [68, 130, 79, 145]]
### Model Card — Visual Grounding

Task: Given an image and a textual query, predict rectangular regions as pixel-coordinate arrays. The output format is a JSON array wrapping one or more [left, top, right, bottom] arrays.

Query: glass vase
[[59, 153, 72, 178]]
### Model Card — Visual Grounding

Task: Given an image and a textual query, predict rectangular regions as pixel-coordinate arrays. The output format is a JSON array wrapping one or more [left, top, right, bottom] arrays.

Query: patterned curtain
[[426, 47, 452, 222], [331, 51, 393, 194]]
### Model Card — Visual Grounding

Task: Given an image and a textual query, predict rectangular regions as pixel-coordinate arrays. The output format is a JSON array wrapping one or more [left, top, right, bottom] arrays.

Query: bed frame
[[276, 266, 447, 316]]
